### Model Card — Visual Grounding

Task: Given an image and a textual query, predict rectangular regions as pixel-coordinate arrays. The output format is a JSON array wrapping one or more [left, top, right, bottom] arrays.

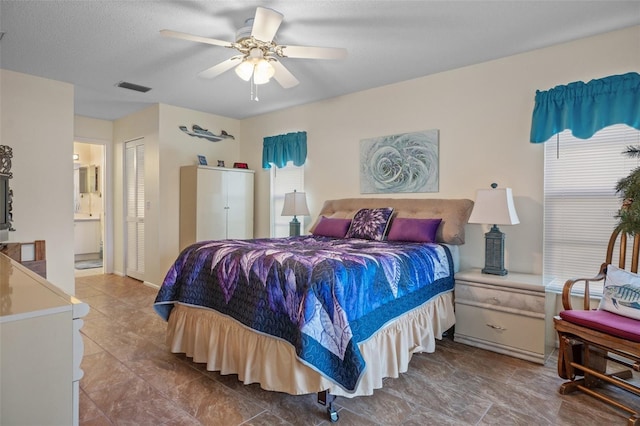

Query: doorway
[[73, 141, 105, 276]]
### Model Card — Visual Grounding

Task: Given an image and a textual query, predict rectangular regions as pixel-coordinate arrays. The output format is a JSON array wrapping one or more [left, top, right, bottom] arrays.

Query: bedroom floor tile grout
[[76, 273, 633, 425]]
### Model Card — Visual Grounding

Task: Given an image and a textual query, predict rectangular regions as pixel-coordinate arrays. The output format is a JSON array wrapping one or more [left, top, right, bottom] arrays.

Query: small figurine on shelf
[[217, 160, 225, 167], [220, 130, 235, 139]]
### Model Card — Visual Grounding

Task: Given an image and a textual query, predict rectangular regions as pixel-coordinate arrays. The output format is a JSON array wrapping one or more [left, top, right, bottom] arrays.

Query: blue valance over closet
[[262, 131, 307, 169], [530, 72, 640, 143]]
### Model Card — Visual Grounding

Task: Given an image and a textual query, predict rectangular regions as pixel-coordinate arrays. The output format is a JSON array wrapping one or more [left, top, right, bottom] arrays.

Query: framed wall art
[[360, 129, 439, 194]]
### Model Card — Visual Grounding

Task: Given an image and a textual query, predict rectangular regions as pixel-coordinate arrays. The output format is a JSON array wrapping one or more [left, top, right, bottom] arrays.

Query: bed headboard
[[310, 198, 474, 245]]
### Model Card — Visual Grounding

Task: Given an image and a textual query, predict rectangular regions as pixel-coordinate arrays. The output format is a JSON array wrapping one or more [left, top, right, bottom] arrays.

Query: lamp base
[[482, 266, 508, 276], [289, 217, 301, 237], [482, 224, 508, 275]]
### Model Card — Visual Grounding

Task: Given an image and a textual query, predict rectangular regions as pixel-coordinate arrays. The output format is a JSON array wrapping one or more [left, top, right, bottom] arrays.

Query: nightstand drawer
[[456, 280, 545, 315], [455, 303, 545, 354]]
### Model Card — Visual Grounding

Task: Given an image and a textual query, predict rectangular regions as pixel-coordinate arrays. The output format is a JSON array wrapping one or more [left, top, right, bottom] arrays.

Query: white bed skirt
[[166, 291, 455, 398]]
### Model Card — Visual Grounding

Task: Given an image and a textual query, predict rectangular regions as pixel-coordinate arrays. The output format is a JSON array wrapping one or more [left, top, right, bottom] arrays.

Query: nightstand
[[454, 268, 553, 364]]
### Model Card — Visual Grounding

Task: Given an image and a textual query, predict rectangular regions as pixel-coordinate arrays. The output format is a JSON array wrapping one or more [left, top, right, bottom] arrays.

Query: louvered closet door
[[125, 139, 145, 281]]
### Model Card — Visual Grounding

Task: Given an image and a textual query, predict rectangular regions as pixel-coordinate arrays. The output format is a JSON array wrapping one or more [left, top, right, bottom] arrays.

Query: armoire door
[[196, 167, 226, 241], [226, 170, 254, 239]]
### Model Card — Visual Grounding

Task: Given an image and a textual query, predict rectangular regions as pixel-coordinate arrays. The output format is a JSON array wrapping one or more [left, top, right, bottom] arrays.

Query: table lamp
[[468, 183, 520, 275], [281, 190, 310, 236]]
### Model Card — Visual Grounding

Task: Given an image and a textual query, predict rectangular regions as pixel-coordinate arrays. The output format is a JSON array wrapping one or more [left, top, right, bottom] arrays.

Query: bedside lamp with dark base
[[468, 183, 520, 275], [281, 190, 310, 237]]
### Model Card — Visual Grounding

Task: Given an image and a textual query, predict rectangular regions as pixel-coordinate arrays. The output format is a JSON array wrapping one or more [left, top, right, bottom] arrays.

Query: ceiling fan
[[161, 7, 347, 90]]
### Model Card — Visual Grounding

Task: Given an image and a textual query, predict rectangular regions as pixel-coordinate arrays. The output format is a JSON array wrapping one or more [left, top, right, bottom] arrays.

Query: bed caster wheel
[[327, 407, 339, 423]]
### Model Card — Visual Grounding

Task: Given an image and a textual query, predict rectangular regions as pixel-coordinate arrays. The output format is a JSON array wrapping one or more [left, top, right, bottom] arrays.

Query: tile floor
[[76, 274, 637, 425]]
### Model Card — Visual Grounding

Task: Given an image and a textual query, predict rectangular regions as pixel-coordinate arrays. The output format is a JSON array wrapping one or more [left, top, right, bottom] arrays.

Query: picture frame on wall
[[360, 129, 439, 194], [197, 155, 208, 166]]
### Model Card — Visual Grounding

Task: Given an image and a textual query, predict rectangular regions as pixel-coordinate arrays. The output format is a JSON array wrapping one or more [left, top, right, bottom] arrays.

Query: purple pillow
[[312, 216, 352, 238], [387, 218, 442, 243], [345, 208, 394, 241]]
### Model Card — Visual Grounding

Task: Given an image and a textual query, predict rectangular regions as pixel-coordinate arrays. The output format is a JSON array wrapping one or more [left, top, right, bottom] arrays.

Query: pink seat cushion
[[559, 309, 640, 343]]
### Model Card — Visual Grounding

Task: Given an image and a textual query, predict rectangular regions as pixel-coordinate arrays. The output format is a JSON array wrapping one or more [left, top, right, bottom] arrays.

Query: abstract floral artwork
[[360, 130, 439, 194]]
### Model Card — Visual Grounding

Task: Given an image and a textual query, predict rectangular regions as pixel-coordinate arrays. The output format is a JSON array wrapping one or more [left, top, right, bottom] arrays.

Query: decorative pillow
[[345, 207, 394, 241], [387, 218, 442, 243], [598, 264, 640, 321], [311, 216, 352, 238]]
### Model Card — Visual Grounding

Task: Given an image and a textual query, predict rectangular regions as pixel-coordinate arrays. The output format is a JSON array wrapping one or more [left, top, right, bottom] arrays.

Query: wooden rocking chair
[[554, 226, 640, 425]]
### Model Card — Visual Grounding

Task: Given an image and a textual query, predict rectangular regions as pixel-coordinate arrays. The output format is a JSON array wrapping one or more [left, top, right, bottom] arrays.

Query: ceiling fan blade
[[251, 7, 283, 42], [280, 45, 347, 60], [271, 60, 299, 89], [198, 56, 243, 79], [160, 29, 233, 48]]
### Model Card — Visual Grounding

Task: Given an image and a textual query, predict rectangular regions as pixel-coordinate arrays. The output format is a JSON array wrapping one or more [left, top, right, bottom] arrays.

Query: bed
[[154, 197, 473, 418]]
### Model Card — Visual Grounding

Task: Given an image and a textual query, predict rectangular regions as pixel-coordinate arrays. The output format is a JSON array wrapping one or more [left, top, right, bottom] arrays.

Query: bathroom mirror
[[79, 165, 99, 194]]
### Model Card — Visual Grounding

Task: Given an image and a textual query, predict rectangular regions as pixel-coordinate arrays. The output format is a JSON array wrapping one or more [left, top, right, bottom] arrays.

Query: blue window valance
[[530, 72, 640, 143], [262, 131, 307, 169]]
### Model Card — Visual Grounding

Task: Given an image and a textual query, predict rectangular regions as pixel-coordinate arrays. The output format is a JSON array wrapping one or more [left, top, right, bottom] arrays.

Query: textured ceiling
[[1, 1, 639, 121]]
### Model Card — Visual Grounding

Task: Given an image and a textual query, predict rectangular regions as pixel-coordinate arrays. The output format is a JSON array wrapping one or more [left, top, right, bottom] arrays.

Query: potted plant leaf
[[616, 146, 640, 234]]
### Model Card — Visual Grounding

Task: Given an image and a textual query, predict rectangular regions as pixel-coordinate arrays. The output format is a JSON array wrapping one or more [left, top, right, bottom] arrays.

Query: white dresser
[[0, 254, 89, 425], [454, 268, 554, 364]]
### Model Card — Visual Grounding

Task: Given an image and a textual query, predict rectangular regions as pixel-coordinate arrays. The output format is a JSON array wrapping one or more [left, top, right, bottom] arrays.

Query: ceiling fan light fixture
[[253, 60, 275, 85], [235, 61, 254, 81], [163, 6, 345, 94]]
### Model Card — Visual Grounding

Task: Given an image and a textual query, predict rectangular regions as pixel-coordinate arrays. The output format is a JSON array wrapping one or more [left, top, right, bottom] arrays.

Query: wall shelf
[[179, 125, 235, 142]]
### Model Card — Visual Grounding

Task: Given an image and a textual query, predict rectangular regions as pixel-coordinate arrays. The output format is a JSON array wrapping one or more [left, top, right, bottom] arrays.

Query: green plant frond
[[617, 166, 640, 196], [614, 145, 640, 234], [623, 145, 640, 158]]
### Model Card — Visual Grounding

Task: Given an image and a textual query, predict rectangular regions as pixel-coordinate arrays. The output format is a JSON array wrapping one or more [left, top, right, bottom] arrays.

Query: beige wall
[[112, 105, 159, 283], [0, 70, 75, 294], [156, 104, 241, 285], [75, 115, 113, 141], [240, 25, 640, 275], [110, 104, 241, 286]]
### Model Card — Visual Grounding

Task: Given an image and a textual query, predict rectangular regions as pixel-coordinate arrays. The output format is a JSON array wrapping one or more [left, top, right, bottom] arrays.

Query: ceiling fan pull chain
[[249, 73, 259, 102], [250, 74, 255, 101]]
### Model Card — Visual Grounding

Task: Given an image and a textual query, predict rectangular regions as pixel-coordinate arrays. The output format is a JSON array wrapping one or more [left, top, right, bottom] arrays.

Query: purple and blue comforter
[[154, 236, 454, 392]]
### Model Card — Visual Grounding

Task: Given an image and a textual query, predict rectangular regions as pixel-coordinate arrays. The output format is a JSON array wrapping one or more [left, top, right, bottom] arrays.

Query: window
[[270, 164, 305, 237], [544, 125, 640, 294]]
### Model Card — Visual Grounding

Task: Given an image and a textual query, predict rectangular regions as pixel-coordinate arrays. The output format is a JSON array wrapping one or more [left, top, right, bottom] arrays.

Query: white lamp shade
[[234, 61, 254, 81], [253, 60, 275, 85], [468, 187, 520, 225], [281, 191, 310, 216]]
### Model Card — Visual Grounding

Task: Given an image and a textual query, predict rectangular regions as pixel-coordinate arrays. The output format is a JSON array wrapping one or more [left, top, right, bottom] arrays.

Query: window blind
[[544, 125, 640, 294]]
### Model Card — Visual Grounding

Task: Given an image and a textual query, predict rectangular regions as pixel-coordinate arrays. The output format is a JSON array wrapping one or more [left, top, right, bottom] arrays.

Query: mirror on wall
[[79, 165, 99, 194]]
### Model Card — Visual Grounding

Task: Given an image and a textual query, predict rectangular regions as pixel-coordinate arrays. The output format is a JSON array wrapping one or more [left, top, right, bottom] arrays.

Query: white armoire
[[180, 165, 254, 250]]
